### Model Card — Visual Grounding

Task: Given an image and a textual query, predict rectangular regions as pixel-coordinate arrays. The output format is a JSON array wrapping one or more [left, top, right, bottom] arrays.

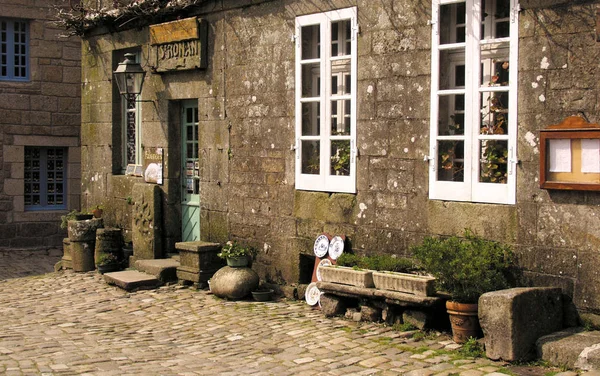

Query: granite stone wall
[[80, 0, 600, 313], [0, 0, 81, 249]]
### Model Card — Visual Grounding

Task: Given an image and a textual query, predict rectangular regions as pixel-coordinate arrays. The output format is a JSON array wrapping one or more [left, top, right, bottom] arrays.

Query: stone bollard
[[68, 218, 103, 272]]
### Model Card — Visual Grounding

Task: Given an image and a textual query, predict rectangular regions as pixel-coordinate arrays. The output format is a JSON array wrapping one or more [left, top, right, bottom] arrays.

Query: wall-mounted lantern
[[113, 53, 146, 98]]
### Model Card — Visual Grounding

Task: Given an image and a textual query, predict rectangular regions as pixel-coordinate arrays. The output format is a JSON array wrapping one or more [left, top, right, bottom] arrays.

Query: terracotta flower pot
[[92, 208, 103, 218], [446, 301, 482, 344]]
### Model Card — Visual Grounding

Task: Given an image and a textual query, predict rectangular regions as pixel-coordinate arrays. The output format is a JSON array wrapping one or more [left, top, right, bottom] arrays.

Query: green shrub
[[411, 229, 515, 303], [459, 337, 485, 358], [336, 253, 416, 273]]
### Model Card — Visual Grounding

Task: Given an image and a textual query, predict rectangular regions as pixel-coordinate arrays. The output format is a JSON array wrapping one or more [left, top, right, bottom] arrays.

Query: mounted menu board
[[143, 147, 164, 185], [540, 116, 600, 190]]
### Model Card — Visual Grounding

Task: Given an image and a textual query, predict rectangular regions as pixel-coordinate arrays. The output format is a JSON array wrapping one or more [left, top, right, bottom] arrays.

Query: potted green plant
[[217, 241, 257, 268], [411, 229, 515, 343], [96, 253, 121, 274]]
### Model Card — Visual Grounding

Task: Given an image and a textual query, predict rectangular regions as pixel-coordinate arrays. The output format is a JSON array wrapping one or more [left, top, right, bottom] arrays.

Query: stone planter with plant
[[318, 265, 374, 288], [335, 254, 435, 296], [412, 229, 515, 343]]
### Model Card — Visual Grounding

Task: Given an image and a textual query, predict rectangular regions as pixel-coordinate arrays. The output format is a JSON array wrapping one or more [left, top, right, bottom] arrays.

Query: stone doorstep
[[537, 328, 600, 371], [134, 258, 180, 282], [103, 270, 162, 292]]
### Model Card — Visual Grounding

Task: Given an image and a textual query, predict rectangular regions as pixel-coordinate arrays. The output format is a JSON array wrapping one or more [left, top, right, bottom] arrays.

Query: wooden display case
[[540, 116, 600, 191]]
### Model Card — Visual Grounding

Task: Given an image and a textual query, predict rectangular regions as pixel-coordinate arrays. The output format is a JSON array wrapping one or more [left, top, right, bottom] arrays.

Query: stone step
[[537, 328, 600, 371], [104, 270, 162, 292], [134, 258, 180, 283]]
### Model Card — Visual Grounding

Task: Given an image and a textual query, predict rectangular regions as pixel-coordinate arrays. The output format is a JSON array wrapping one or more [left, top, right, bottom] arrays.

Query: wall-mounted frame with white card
[[540, 116, 600, 191]]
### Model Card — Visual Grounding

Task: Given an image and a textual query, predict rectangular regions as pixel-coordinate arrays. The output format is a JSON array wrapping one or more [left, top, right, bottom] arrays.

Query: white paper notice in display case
[[581, 139, 600, 173], [548, 139, 572, 173]]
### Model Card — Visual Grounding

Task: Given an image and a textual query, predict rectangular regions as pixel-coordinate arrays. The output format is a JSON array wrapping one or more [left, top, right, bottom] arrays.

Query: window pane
[[482, 59, 510, 87], [301, 140, 320, 174], [331, 20, 351, 57], [480, 91, 509, 135], [301, 102, 320, 136], [301, 63, 319, 98], [301, 25, 319, 60], [331, 100, 351, 135], [479, 140, 508, 184], [494, 0, 511, 38], [331, 140, 350, 176], [331, 58, 350, 95], [496, 22, 509, 38], [186, 107, 193, 123], [439, 52, 465, 90], [438, 95, 464, 136], [440, 2, 466, 45], [437, 140, 464, 182]]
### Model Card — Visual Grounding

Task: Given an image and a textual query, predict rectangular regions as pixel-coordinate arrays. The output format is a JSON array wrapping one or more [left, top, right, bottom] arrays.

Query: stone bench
[[316, 281, 447, 329]]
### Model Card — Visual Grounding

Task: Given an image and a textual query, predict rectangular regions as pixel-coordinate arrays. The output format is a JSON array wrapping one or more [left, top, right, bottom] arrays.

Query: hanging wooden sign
[[149, 17, 208, 73]]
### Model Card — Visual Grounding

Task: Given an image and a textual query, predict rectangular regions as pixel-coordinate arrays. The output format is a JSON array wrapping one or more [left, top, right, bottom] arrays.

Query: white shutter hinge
[[427, 19, 437, 26], [291, 33, 298, 43], [352, 24, 360, 39]]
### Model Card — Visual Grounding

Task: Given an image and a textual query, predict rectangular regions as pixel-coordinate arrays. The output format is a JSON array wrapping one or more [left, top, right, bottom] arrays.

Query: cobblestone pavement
[[0, 248, 62, 281], [0, 252, 590, 376]]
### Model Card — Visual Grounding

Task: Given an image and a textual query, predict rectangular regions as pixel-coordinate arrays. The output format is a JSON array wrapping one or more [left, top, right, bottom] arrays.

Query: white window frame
[[295, 7, 358, 194], [121, 51, 142, 169], [429, 0, 519, 205]]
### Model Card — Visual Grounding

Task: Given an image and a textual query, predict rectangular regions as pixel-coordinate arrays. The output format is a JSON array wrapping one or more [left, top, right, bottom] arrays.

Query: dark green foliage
[[411, 229, 515, 303], [336, 253, 417, 273]]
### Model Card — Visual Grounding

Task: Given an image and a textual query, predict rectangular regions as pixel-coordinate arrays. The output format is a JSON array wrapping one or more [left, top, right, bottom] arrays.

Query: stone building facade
[[78, 0, 600, 313], [1, 0, 81, 248]]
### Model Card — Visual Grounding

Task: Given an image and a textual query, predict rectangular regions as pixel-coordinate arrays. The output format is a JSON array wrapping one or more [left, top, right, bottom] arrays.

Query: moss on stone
[[293, 191, 357, 223]]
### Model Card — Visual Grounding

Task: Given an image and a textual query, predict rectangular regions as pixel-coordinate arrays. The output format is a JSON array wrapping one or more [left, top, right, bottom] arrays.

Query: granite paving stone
[[0, 250, 592, 375]]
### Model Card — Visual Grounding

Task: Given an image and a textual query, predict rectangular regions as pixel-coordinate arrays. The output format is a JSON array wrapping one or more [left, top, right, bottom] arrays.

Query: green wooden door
[[181, 101, 200, 242]]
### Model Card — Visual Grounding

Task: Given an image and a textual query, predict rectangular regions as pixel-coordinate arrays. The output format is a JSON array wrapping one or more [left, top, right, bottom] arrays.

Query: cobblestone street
[[0, 250, 583, 376]]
